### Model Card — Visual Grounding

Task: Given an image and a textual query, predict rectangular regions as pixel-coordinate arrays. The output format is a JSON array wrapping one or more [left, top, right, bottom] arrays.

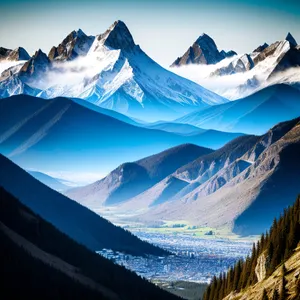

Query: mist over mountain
[[175, 84, 300, 135], [0, 21, 227, 122], [0, 94, 242, 177], [171, 33, 300, 100]]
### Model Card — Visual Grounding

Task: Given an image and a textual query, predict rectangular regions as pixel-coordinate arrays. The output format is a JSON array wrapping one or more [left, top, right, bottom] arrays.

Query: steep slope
[[118, 135, 259, 212], [0, 76, 40, 98], [0, 187, 179, 300], [27, 170, 69, 192], [48, 29, 94, 61], [214, 33, 300, 99], [176, 84, 300, 135], [66, 144, 213, 207], [0, 95, 241, 175], [133, 117, 300, 235], [203, 195, 300, 300], [0, 21, 227, 122], [223, 247, 300, 300], [0, 154, 168, 256], [171, 33, 236, 67]]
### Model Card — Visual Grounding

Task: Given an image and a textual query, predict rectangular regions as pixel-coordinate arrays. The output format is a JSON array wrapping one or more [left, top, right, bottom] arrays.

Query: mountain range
[[66, 144, 213, 207], [68, 117, 300, 235], [175, 84, 300, 134], [171, 32, 300, 100], [0, 21, 227, 122], [0, 94, 242, 176], [1, 16, 300, 300]]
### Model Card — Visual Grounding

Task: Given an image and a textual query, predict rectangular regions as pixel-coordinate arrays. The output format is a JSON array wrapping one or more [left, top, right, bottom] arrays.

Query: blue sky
[[0, 0, 300, 66]]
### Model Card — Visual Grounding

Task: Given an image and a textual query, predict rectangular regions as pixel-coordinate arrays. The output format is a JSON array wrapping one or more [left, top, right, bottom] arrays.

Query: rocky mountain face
[[211, 33, 299, 77], [19, 49, 51, 81], [0, 21, 227, 122], [252, 42, 269, 53], [170, 33, 236, 67], [175, 84, 300, 135], [48, 29, 94, 61], [138, 118, 300, 235], [211, 33, 300, 99], [171, 32, 300, 100], [0, 47, 30, 61], [68, 117, 300, 236], [224, 245, 300, 300], [203, 194, 300, 300], [66, 144, 213, 207]]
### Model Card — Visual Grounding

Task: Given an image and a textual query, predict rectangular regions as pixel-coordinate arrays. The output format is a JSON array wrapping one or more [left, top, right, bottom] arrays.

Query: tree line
[[203, 195, 300, 300]]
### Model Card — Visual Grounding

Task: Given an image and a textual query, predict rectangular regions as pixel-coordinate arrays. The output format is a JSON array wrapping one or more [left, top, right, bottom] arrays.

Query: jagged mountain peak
[[64, 28, 89, 42], [171, 33, 236, 67], [0, 47, 10, 56], [285, 32, 297, 47], [253, 42, 269, 53], [196, 33, 216, 44], [15, 47, 31, 60], [100, 20, 136, 51], [76, 28, 86, 36], [19, 49, 50, 77], [0, 46, 30, 61], [48, 28, 94, 61], [33, 49, 49, 61], [1, 21, 227, 121]]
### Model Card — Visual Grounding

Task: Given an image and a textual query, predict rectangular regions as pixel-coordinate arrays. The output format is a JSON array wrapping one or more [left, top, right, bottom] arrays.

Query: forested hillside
[[203, 195, 300, 300], [0, 187, 179, 300]]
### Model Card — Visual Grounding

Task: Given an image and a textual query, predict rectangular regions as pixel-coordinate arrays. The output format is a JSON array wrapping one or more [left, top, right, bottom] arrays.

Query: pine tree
[[262, 288, 269, 300], [202, 195, 300, 299], [281, 264, 287, 276], [271, 289, 279, 300], [279, 276, 288, 300], [294, 278, 300, 300], [233, 260, 242, 291]]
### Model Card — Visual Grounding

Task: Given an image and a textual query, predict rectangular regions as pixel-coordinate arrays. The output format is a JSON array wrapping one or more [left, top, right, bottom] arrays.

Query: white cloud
[[169, 54, 300, 100]]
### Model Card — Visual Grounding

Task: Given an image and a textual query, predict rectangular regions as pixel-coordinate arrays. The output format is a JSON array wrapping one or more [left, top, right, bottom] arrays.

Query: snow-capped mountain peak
[[0, 21, 227, 121], [102, 20, 136, 51]]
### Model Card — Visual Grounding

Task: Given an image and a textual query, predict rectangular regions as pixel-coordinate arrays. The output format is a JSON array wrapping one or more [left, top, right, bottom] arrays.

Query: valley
[[97, 231, 253, 284]]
